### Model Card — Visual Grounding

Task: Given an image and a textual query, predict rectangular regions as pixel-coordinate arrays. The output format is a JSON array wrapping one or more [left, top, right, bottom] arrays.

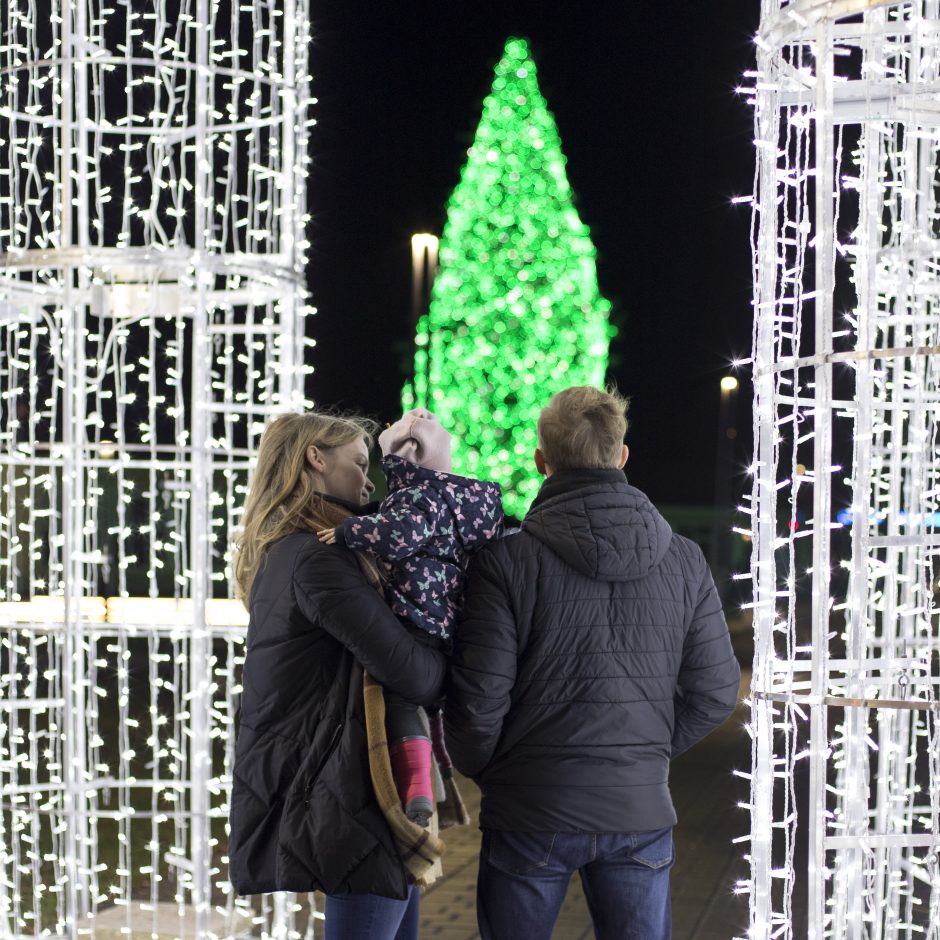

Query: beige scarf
[[363, 673, 446, 887], [353, 547, 469, 887]]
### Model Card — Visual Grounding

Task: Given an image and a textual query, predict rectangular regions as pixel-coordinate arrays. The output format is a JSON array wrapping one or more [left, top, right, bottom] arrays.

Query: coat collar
[[527, 468, 628, 515], [317, 492, 381, 516]]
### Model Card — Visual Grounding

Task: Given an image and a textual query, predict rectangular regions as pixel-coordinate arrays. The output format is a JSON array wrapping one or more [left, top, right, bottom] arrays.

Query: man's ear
[[534, 448, 547, 476], [617, 444, 629, 469], [306, 445, 326, 472]]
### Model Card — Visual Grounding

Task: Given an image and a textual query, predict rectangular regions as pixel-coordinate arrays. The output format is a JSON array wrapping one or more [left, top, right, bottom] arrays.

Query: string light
[[0, 0, 317, 935], [403, 38, 614, 518], [745, 3, 940, 938]]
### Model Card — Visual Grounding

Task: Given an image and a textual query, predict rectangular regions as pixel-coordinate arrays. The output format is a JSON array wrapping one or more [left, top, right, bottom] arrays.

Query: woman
[[228, 411, 446, 939]]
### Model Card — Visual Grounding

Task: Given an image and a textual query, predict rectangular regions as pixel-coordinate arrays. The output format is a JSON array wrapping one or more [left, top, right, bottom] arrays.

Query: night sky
[[305, 1, 760, 506]]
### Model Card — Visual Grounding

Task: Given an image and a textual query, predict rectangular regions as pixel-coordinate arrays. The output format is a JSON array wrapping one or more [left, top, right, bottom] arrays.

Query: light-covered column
[[0, 0, 314, 936], [745, 1, 940, 938]]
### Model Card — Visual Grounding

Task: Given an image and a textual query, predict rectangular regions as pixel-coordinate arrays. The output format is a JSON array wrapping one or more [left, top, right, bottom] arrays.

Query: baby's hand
[[317, 528, 337, 544]]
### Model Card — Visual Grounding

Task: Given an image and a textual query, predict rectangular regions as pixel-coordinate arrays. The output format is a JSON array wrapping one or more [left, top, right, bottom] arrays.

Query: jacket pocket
[[303, 722, 343, 807], [484, 830, 557, 875]]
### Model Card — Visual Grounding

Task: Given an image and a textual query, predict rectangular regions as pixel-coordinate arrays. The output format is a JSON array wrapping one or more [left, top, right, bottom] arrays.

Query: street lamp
[[411, 234, 439, 409], [712, 374, 741, 590], [411, 233, 439, 328]]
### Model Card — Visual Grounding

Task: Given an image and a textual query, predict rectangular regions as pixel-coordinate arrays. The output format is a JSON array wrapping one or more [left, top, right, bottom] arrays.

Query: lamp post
[[712, 375, 740, 588], [410, 234, 439, 407], [411, 233, 439, 328]]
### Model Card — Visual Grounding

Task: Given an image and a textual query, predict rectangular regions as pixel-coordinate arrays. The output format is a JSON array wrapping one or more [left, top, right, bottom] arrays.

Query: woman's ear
[[618, 444, 629, 469], [306, 445, 326, 472]]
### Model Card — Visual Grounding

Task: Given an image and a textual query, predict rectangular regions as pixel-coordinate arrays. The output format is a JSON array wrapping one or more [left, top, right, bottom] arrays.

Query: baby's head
[[379, 409, 452, 474]]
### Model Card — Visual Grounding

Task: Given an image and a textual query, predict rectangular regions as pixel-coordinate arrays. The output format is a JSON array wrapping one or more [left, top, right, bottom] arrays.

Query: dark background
[[305, 1, 760, 507]]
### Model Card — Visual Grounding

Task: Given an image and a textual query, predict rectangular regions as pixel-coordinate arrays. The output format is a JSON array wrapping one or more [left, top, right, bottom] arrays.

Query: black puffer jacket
[[445, 469, 740, 833], [229, 530, 446, 898]]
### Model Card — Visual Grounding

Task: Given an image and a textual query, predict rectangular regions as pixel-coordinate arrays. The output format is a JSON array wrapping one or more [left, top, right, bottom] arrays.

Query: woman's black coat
[[228, 531, 446, 898]]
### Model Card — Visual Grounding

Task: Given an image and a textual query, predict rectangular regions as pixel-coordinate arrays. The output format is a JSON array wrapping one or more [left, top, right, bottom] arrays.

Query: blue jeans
[[477, 828, 674, 940], [324, 885, 419, 940]]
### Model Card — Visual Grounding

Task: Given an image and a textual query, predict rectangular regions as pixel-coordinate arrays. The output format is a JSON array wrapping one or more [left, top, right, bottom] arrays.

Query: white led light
[[0, 0, 314, 935], [748, 3, 940, 938]]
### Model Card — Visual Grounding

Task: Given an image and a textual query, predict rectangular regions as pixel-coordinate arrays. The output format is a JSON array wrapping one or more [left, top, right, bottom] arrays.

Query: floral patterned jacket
[[334, 455, 504, 638]]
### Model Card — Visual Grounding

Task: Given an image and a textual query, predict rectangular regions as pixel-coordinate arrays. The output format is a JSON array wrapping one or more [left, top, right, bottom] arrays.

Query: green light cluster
[[404, 37, 614, 519]]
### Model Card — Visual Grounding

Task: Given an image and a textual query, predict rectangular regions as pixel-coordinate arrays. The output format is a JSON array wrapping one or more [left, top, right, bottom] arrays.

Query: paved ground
[[418, 674, 752, 940]]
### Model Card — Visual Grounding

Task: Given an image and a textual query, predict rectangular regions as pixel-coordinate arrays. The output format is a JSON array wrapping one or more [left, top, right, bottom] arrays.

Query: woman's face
[[313, 437, 375, 505]]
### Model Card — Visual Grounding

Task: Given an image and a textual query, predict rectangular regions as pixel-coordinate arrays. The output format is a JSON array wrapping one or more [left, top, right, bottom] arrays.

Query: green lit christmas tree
[[404, 37, 614, 518]]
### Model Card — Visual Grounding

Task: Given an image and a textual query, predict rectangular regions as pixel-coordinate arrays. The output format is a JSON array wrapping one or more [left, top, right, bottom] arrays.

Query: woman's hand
[[317, 528, 337, 544]]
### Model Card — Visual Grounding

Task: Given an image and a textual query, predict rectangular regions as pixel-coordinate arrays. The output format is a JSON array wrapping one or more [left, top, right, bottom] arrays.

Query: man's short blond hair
[[537, 386, 630, 471]]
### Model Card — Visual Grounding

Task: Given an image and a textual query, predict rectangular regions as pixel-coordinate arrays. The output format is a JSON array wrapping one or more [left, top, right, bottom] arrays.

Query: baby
[[318, 408, 503, 824]]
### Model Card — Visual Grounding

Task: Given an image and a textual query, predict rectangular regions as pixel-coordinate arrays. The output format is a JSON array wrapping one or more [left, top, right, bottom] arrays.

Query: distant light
[[721, 376, 740, 392], [836, 509, 940, 528], [411, 233, 439, 253]]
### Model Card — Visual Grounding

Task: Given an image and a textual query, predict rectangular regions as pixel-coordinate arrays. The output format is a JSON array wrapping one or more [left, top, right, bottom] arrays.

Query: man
[[445, 385, 741, 940]]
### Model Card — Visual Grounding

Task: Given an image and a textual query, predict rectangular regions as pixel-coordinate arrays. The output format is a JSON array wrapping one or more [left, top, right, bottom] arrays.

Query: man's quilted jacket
[[444, 468, 741, 833]]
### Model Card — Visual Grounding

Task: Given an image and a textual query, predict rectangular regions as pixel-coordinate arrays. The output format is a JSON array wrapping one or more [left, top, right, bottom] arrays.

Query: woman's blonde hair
[[233, 411, 379, 604]]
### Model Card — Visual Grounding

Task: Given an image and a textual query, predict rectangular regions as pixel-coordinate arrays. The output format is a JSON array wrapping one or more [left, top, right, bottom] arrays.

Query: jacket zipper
[[304, 722, 343, 807]]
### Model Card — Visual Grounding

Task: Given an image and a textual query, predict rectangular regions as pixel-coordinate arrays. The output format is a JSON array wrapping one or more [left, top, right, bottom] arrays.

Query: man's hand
[[317, 528, 337, 544]]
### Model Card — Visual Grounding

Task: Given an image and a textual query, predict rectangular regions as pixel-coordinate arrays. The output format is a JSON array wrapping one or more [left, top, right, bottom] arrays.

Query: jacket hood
[[383, 455, 503, 551], [522, 470, 672, 581]]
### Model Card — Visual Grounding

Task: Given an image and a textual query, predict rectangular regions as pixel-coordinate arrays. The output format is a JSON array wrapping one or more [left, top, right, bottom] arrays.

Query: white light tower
[[747, 1, 940, 938], [0, 0, 314, 936]]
